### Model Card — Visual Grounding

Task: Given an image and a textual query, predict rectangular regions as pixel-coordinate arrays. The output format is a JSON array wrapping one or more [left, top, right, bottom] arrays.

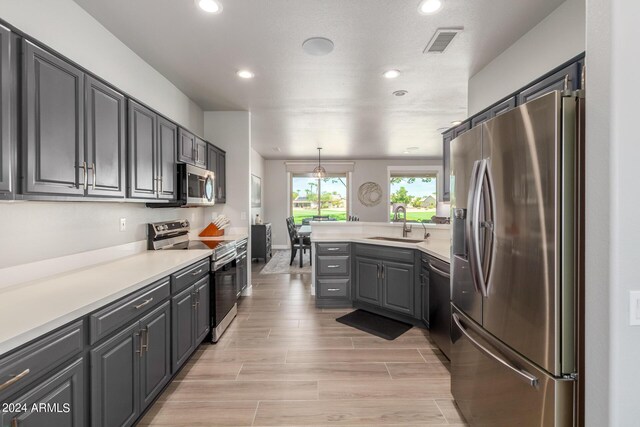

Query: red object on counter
[[199, 223, 225, 237]]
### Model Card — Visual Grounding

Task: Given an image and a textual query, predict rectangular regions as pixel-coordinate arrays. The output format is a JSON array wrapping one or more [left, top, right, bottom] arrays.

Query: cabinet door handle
[[159, 175, 163, 194], [136, 332, 143, 357], [87, 162, 96, 190], [78, 161, 88, 190], [327, 247, 340, 251], [327, 288, 341, 292], [376, 264, 380, 279], [11, 417, 18, 427], [192, 293, 198, 309], [381, 265, 385, 279], [133, 297, 153, 310], [0, 369, 30, 392], [191, 269, 203, 276], [327, 265, 341, 268], [141, 327, 149, 354]]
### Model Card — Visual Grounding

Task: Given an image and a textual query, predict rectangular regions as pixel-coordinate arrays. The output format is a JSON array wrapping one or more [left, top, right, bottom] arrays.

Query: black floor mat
[[335, 309, 412, 340]]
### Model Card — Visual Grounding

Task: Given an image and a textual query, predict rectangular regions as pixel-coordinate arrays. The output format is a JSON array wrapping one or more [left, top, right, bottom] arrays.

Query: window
[[291, 174, 349, 224], [389, 172, 437, 222]]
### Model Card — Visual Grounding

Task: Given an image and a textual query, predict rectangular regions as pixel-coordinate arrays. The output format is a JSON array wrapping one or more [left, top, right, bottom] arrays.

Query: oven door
[[186, 164, 215, 206], [211, 252, 238, 329]]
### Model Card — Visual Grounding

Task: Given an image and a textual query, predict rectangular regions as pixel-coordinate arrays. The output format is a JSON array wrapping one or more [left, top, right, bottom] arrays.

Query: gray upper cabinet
[[128, 101, 178, 200], [194, 136, 207, 169], [0, 25, 13, 199], [0, 358, 85, 427], [23, 40, 85, 196], [91, 322, 140, 427], [85, 76, 126, 197], [139, 302, 171, 409], [382, 260, 415, 316], [128, 101, 157, 199], [517, 62, 580, 105], [177, 128, 196, 165], [355, 257, 381, 306], [157, 117, 177, 200], [471, 96, 516, 128], [442, 131, 453, 201], [207, 143, 226, 203]]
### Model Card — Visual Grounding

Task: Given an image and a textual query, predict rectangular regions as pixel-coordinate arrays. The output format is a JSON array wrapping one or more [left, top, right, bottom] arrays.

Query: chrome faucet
[[392, 205, 412, 238]]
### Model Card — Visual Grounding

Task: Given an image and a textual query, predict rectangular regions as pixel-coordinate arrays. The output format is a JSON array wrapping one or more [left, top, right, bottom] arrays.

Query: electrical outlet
[[630, 291, 640, 326], [119, 217, 126, 232]]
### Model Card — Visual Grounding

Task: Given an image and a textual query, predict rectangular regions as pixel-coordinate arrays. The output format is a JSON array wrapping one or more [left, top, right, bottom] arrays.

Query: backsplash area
[[0, 202, 205, 269]]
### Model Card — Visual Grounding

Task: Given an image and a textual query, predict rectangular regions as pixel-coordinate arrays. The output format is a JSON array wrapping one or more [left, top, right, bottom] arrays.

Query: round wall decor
[[358, 182, 383, 207]]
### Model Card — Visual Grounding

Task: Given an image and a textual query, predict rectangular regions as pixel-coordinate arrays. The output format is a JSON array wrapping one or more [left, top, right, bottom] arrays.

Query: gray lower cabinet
[[171, 276, 209, 372], [23, 40, 85, 196], [0, 358, 85, 427], [0, 24, 13, 199], [91, 322, 141, 427], [85, 76, 126, 198], [420, 261, 430, 327], [316, 243, 352, 307], [140, 302, 171, 409], [171, 286, 196, 372], [381, 260, 415, 316], [91, 301, 172, 427], [355, 256, 381, 306]]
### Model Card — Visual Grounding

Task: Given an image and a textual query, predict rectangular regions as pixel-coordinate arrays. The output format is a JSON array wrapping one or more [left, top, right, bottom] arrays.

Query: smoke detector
[[423, 27, 463, 54]]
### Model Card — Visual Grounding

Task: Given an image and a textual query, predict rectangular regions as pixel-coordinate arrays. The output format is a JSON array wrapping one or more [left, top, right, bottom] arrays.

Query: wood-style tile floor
[[140, 262, 467, 426]]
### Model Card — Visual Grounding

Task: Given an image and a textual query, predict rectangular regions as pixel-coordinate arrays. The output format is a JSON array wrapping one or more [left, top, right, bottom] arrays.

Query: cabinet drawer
[[317, 256, 350, 276], [317, 278, 349, 298], [316, 243, 350, 255], [90, 278, 170, 344], [171, 259, 210, 294], [0, 321, 83, 399], [355, 243, 415, 263]]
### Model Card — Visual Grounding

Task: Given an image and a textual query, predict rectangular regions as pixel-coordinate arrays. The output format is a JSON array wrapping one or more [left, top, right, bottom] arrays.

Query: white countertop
[[311, 233, 451, 262], [0, 250, 212, 356]]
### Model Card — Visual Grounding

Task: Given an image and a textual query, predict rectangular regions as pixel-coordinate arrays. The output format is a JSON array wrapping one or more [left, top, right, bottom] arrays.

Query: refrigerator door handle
[[466, 160, 483, 295], [480, 163, 497, 294], [471, 159, 489, 297], [453, 313, 539, 388]]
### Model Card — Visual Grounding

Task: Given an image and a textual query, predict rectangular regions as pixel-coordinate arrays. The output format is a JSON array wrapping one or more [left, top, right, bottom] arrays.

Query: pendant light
[[313, 148, 327, 179]]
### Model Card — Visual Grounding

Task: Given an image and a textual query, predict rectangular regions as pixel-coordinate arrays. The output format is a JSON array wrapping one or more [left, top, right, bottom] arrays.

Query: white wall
[[250, 148, 266, 222], [263, 159, 442, 247], [468, 0, 586, 115], [0, 202, 205, 269], [203, 112, 251, 233], [585, 0, 640, 425], [0, 0, 204, 134]]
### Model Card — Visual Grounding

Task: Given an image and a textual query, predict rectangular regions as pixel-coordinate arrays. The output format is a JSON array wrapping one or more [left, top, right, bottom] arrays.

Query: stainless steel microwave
[[147, 163, 215, 208]]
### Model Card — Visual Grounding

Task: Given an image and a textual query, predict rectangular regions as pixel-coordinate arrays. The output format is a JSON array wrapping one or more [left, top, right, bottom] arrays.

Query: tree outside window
[[389, 174, 437, 222]]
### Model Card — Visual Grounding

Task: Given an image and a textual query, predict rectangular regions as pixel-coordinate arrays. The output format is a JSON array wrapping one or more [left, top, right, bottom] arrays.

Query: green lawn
[[292, 208, 436, 224]]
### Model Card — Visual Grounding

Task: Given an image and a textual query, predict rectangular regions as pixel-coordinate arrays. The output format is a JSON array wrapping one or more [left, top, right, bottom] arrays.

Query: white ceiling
[[73, 0, 565, 159]]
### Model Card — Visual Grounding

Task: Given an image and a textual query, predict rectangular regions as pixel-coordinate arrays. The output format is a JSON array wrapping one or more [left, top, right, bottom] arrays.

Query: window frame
[[387, 165, 443, 223], [289, 172, 351, 224]]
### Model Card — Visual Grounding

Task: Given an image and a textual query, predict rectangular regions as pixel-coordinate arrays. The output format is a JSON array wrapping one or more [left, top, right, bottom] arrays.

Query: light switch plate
[[119, 217, 126, 232], [630, 291, 640, 326]]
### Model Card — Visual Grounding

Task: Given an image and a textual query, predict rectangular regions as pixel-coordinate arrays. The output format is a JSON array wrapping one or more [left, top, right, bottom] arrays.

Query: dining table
[[297, 225, 312, 268]]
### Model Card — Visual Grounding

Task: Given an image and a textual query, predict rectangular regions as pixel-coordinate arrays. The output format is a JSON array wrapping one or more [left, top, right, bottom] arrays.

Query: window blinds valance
[[284, 161, 355, 174]]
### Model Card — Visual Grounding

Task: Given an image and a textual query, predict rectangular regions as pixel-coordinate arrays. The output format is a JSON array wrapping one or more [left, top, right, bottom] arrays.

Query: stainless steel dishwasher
[[428, 256, 451, 359]]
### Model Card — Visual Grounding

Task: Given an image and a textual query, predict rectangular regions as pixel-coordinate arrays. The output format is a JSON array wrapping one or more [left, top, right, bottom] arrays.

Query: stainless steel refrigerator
[[450, 90, 584, 426]]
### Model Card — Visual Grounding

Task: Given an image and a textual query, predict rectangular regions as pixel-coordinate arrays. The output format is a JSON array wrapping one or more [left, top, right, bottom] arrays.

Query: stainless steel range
[[148, 220, 238, 342]]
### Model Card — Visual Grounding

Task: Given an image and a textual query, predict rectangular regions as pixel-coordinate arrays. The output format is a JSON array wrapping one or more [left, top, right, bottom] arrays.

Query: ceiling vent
[[423, 27, 463, 54]]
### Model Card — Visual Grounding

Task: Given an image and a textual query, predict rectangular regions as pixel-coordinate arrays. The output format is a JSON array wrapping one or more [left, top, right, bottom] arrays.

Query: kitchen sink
[[367, 236, 424, 244]]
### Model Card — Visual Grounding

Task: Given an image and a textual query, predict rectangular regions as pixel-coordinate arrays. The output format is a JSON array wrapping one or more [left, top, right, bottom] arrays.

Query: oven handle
[[236, 250, 247, 259], [213, 251, 237, 270]]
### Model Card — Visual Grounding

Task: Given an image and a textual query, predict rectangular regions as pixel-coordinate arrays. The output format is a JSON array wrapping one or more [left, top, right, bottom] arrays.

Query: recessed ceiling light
[[383, 69, 401, 79], [196, 0, 222, 14], [450, 120, 462, 125], [272, 147, 281, 152], [237, 70, 255, 79], [403, 151, 410, 154], [406, 146, 419, 151], [393, 90, 408, 97], [418, 0, 442, 15], [302, 37, 334, 56]]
